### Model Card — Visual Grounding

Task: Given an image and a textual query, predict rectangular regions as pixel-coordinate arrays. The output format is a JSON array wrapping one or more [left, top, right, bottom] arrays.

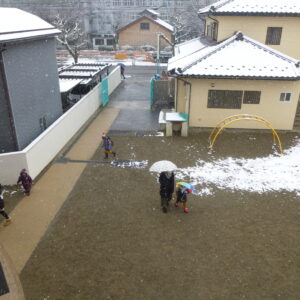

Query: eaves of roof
[[204, 12, 300, 17], [168, 32, 300, 80], [0, 28, 61, 43], [174, 74, 300, 81]]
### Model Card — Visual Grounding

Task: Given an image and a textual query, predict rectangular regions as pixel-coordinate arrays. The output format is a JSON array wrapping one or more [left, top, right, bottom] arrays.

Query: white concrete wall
[[0, 67, 121, 185], [109, 66, 121, 95]]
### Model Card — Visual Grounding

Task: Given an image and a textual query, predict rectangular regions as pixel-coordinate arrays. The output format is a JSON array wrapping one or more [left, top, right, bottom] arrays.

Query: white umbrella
[[149, 160, 177, 173]]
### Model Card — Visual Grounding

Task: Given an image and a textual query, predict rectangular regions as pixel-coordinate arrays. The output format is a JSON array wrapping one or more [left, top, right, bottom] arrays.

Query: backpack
[[107, 137, 114, 147]]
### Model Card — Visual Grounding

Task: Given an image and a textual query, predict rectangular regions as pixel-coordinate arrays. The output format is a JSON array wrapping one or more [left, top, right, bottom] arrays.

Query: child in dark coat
[[0, 184, 11, 226], [17, 169, 32, 196], [175, 185, 189, 213]]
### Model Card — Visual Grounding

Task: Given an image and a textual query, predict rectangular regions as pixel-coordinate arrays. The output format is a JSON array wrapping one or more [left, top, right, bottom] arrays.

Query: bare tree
[[169, 0, 216, 44], [169, 13, 195, 44], [52, 14, 86, 63]]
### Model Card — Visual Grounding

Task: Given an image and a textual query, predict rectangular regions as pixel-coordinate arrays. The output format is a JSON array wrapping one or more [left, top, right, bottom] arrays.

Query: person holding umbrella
[[159, 171, 175, 213], [149, 160, 177, 214], [118, 63, 126, 79]]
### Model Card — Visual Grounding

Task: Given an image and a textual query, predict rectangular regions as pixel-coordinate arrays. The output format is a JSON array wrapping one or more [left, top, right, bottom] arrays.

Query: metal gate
[[150, 77, 174, 110]]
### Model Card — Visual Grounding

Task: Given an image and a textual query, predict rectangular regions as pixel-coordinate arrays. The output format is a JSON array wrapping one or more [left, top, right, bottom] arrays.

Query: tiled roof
[[199, 0, 300, 16], [168, 32, 300, 79], [0, 8, 60, 42]]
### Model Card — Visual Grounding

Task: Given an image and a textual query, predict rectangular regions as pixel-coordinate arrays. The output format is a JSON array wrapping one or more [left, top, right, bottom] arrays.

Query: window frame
[[95, 38, 104, 46], [279, 92, 292, 103], [266, 27, 282, 45], [206, 21, 218, 41], [243, 91, 261, 104], [207, 90, 243, 109], [140, 22, 150, 30]]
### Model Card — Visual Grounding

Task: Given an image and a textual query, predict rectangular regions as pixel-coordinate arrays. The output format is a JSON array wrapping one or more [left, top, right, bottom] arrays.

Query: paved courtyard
[[20, 133, 300, 300], [1, 66, 299, 299]]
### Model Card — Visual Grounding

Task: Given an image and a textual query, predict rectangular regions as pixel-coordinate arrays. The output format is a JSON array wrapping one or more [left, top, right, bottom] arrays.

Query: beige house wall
[[118, 17, 172, 48], [176, 78, 300, 130], [206, 16, 300, 59]]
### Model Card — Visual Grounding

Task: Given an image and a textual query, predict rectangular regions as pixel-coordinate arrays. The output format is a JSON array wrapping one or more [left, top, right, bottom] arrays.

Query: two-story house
[[200, 0, 300, 59], [168, 0, 300, 132]]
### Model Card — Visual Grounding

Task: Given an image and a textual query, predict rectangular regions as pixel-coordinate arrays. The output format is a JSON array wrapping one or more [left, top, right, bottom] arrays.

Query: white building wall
[[0, 66, 121, 185]]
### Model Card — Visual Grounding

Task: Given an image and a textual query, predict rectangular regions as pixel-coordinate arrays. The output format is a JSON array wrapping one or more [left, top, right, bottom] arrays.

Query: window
[[266, 27, 282, 45], [123, 0, 134, 5], [95, 38, 104, 45], [243, 91, 261, 104], [208, 90, 243, 109], [140, 22, 150, 30], [106, 39, 115, 45], [113, 0, 121, 6], [136, 0, 146, 5], [280, 92, 291, 102], [207, 22, 218, 41]]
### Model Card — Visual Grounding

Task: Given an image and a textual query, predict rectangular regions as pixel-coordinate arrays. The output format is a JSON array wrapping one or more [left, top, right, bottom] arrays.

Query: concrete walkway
[[0, 108, 120, 275], [0, 66, 158, 299]]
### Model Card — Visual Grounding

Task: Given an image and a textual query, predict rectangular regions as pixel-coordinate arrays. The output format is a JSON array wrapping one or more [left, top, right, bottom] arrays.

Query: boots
[[4, 217, 11, 226], [104, 152, 108, 159]]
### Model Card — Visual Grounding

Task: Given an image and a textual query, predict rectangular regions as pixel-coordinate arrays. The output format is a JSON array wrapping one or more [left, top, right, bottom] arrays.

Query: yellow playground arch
[[209, 114, 283, 155]]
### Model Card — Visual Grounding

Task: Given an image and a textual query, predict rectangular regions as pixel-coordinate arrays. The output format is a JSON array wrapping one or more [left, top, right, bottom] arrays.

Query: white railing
[[0, 66, 121, 185]]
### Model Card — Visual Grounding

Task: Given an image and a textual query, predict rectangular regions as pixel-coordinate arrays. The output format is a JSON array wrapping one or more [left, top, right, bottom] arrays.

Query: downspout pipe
[[198, 13, 207, 37], [0, 45, 19, 151], [177, 77, 192, 127]]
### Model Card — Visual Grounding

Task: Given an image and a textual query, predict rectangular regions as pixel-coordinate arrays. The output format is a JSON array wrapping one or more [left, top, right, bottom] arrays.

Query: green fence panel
[[150, 77, 155, 108], [101, 77, 109, 106]]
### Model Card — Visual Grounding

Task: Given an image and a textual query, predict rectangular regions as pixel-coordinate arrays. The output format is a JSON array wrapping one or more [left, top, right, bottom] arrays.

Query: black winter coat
[[0, 196, 4, 210], [159, 172, 175, 198]]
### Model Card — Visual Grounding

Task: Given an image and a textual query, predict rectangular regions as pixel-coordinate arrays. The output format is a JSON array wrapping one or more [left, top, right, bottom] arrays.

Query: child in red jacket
[[175, 185, 190, 213]]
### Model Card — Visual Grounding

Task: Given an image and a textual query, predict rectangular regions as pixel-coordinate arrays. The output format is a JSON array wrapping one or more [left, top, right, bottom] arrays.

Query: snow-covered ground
[[176, 138, 300, 196]]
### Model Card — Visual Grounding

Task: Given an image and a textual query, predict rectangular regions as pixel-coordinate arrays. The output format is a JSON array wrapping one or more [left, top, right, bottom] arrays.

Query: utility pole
[[156, 32, 174, 75]]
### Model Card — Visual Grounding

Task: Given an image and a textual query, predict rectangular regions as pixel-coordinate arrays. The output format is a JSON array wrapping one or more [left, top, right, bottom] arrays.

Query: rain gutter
[[177, 77, 192, 127]]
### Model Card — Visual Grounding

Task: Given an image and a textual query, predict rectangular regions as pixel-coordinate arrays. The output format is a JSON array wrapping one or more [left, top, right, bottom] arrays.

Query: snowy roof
[[0, 8, 60, 42], [154, 18, 174, 32], [117, 15, 173, 33], [199, 0, 300, 16], [144, 9, 160, 16], [58, 63, 110, 85], [168, 32, 300, 80], [59, 79, 82, 93]]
